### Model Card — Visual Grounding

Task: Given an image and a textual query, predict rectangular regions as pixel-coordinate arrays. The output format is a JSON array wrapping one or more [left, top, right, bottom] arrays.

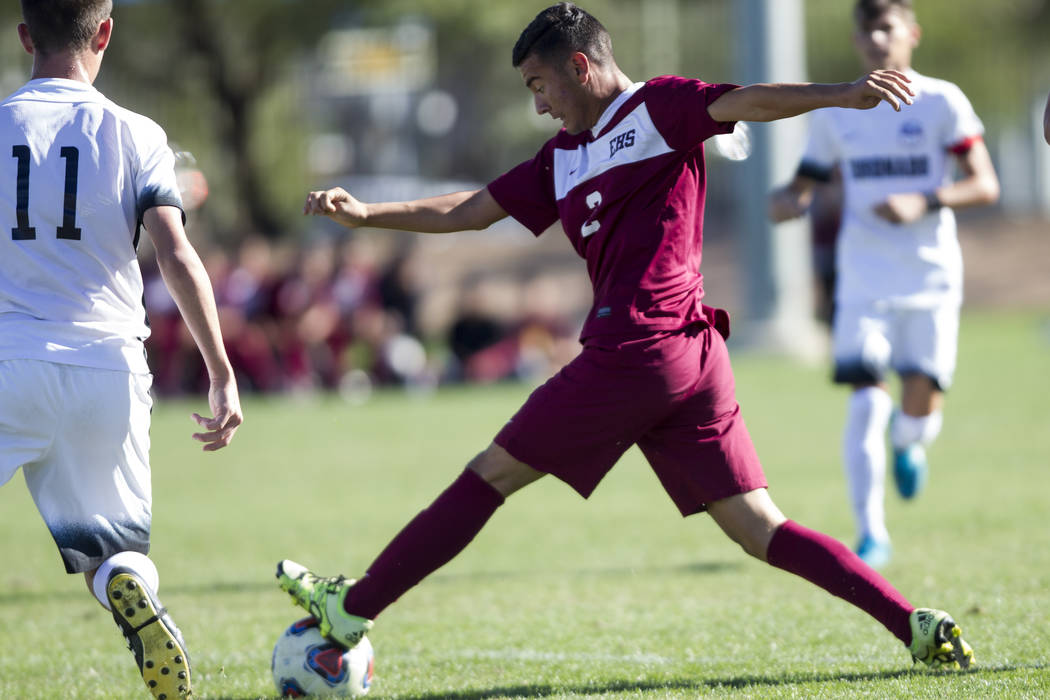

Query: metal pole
[[732, 0, 823, 358]]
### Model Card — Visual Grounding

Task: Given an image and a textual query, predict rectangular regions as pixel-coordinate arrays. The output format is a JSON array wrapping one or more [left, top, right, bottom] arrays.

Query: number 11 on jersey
[[11, 145, 81, 241]]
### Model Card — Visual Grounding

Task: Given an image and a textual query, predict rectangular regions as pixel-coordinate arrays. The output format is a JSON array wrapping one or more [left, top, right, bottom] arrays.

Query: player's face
[[852, 9, 918, 72], [519, 53, 590, 134]]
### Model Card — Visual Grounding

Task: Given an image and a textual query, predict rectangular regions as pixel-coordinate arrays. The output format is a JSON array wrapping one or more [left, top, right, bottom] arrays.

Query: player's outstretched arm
[[304, 186, 508, 234], [144, 205, 243, 451], [708, 70, 914, 124]]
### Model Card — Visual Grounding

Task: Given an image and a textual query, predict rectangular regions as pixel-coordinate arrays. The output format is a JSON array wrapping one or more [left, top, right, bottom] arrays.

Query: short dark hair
[[20, 0, 112, 56], [512, 3, 613, 68], [854, 0, 915, 23]]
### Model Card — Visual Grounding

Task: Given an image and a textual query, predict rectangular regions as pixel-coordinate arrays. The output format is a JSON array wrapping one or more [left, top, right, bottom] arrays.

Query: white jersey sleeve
[[799, 109, 839, 179], [938, 81, 984, 151], [133, 118, 184, 227]]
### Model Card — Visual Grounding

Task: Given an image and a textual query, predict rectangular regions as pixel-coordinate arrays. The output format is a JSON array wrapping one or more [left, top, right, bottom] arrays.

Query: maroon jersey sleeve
[[487, 140, 560, 236], [644, 75, 739, 151]]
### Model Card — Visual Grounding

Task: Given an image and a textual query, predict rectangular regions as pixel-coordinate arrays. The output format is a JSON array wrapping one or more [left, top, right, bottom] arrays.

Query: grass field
[[1, 309, 1048, 699]]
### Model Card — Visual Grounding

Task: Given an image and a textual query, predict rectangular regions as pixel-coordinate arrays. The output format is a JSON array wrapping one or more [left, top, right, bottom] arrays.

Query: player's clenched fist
[[303, 187, 368, 227]]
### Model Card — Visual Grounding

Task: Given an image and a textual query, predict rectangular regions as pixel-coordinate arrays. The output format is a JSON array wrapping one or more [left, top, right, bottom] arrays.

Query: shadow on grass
[[385, 662, 1049, 700], [0, 560, 741, 605]]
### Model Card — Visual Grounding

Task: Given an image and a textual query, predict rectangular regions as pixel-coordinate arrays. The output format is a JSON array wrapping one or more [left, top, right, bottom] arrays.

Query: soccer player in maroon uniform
[[277, 2, 972, 671]]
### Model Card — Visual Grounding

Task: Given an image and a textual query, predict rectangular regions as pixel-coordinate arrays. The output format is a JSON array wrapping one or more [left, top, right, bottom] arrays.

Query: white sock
[[843, 387, 893, 543], [891, 410, 943, 449], [91, 551, 159, 610]]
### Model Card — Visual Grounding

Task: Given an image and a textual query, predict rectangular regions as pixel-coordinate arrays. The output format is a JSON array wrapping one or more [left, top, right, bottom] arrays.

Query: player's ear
[[909, 20, 921, 49], [16, 23, 34, 56], [95, 17, 113, 52], [568, 52, 590, 85]]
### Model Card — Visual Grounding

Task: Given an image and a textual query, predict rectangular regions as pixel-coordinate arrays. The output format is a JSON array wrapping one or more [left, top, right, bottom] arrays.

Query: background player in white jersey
[[769, 0, 999, 568], [0, 2, 242, 698]]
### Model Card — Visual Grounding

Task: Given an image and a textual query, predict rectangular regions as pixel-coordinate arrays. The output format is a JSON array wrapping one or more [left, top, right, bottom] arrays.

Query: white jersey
[[800, 70, 983, 309], [0, 78, 183, 373]]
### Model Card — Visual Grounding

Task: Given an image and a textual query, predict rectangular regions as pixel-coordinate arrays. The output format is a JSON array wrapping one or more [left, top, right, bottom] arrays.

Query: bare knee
[[707, 489, 788, 561], [900, 373, 942, 416], [467, 442, 544, 497]]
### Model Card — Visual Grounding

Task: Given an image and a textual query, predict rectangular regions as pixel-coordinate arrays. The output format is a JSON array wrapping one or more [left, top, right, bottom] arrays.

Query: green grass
[[1, 309, 1048, 699]]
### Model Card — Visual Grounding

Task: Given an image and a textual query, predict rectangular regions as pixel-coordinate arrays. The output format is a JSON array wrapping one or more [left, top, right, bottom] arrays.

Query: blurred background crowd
[[2, 0, 1047, 397], [139, 230, 586, 397]]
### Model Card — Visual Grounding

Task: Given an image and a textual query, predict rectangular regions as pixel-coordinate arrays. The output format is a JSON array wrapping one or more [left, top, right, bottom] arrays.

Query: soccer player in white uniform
[[0, 2, 242, 698], [770, 0, 999, 568]]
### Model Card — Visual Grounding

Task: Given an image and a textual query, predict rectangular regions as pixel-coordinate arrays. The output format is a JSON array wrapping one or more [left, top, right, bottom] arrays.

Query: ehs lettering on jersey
[[849, 155, 929, 179], [552, 103, 672, 201], [608, 129, 636, 158]]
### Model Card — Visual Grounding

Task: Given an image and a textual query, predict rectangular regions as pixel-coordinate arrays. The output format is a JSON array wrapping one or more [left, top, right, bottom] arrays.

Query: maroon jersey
[[488, 76, 738, 345]]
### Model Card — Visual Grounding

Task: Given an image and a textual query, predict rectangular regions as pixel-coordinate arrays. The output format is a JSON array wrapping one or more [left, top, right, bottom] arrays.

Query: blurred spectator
[[377, 246, 424, 338], [271, 239, 344, 391], [446, 275, 518, 383], [219, 236, 283, 392], [446, 273, 578, 384], [142, 257, 190, 394]]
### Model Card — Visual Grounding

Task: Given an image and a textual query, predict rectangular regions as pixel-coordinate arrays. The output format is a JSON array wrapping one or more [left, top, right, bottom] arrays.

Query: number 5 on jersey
[[11, 145, 81, 241]]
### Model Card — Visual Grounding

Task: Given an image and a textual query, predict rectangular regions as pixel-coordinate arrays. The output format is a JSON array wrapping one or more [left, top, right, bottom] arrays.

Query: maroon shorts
[[494, 324, 767, 516]]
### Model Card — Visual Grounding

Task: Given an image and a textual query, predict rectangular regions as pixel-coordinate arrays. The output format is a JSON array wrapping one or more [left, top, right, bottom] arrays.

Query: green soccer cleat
[[275, 559, 373, 648], [107, 568, 192, 699], [908, 608, 975, 670]]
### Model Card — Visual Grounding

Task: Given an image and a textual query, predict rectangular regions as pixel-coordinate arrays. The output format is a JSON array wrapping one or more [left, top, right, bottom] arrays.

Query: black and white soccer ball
[[271, 617, 374, 697]]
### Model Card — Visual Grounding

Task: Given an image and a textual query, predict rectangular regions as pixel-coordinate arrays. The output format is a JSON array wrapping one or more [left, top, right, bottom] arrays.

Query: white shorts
[[0, 359, 153, 573], [831, 302, 960, 391]]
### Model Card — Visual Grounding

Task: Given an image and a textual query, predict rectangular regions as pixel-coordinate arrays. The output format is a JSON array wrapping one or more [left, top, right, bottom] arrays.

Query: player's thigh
[[637, 328, 767, 516], [891, 304, 960, 391], [493, 337, 683, 499], [832, 303, 893, 384], [24, 367, 154, 573], [0, 360, 58, 488]]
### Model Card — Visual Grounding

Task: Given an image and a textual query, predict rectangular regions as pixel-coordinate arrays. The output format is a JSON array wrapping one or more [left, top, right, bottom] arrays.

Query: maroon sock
[[766, 520, 914, 645], [344, 468, 505, 620]]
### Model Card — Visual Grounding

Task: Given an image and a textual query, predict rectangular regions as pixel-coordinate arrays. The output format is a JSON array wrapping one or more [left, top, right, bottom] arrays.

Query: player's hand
[[843, 70, 914, 112], [873, 192, 928, 224], [192, 378, 242, 451], [769, 185, 809, 222], [303, 187, 368, 227]]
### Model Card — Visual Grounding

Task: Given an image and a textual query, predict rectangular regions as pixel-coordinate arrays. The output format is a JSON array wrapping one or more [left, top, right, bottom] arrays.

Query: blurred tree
[[100, 0, 353, 241]]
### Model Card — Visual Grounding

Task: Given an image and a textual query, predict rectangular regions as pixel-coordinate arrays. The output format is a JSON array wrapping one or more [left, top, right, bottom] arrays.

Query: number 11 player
[[278, 2, 973, 675], [0, 2, 242, 698]]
